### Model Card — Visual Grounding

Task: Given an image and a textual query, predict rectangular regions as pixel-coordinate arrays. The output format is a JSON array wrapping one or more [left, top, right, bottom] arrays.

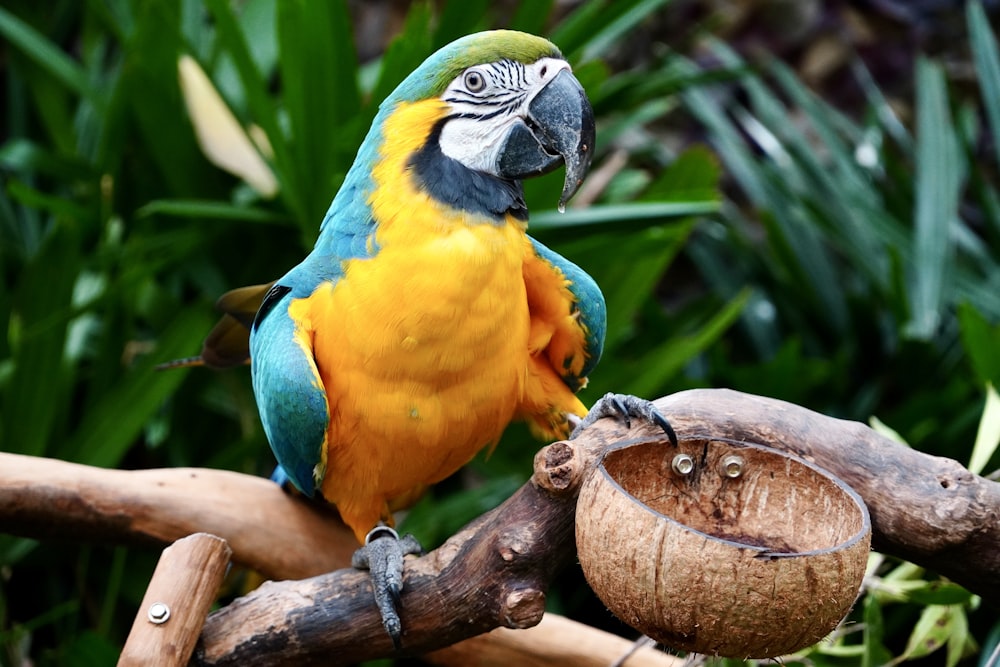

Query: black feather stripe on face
[[408, 118, 528, 222]]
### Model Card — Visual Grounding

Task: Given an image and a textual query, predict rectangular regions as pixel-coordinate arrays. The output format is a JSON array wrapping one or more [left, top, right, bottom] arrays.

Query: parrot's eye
[[463, 69, 486, 93]]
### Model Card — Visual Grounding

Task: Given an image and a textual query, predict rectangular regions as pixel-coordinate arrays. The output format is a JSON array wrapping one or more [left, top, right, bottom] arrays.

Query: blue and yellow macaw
[[190, 29, 675, 645]]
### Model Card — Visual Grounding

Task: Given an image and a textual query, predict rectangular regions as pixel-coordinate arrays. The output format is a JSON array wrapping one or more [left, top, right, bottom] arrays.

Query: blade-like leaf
[[137, 199, 288, 224], [969, 383, 1000, 475], [510, 0, 555, 35], [205, 0, 304, 223], [2, 225, 80, 456], [62, 307, 214, 468], [958, 302, 1000, 386], [177, 54, 278, 197], [368, 4, 434, 122], [531, 201, 719, 229], [968, 1, 1000, 171], [0, 5, 102, 105], [277, 0, 360, 234], [906, 58, 965, 339]]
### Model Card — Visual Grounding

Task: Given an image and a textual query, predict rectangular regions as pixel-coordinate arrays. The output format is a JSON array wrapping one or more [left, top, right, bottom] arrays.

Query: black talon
[[611, 395, 630, 428], [352, 525, 423, 650], [653, 412, 679, 447], [572, 392, 679, 446]]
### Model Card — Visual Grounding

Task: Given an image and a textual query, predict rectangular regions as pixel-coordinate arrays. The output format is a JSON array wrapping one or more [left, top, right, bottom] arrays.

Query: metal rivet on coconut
[[575, 436, 871, 659]]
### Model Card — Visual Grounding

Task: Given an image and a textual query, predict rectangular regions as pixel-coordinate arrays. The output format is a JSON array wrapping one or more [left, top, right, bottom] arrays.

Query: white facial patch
[[437, 57, 571, 174]]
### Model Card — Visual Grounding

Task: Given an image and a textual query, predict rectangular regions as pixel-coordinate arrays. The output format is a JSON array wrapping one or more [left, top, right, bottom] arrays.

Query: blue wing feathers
[[250, 291, 329, 497]]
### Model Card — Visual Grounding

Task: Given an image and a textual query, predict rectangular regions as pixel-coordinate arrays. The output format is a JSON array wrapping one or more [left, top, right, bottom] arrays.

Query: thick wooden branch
[[0, 449, 657, 666], [0, 453, 356, 580], [1, 389, 997, 665], [193, 435, 609, 665]]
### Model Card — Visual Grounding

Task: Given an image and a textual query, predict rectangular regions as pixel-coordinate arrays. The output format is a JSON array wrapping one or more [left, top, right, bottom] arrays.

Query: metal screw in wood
[[672, 453, 695, 475], [148, 601, 171, 624]]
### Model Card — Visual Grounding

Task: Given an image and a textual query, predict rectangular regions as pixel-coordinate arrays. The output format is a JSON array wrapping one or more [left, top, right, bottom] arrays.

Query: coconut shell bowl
[[575, 435, 871, 659]]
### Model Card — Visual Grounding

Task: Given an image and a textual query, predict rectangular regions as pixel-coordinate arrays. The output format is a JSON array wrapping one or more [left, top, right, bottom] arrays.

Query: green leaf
[[62, 307, 213, 468], [2, 225, 80, 456], [893, 604, 955, 663], [627, 290, 749, 398], [968, 1, 1000, 172], [553, 0, 674, 64], [137, 199, 289, 225], [510, 0, 555, 35], [369, 3, 434, 122], [577, 0, 675, 64], [5, 180, 91, 221], [530, 201, 719, 229], [680, 51, 851, 333], [906, 58, 965, 339], [112, 0, 213, 197], [277, 0, 360, 233], [0, 5, 102, 106], [969, 383, 1000, 476], [945, 604, 972, 667], [904, 581, 975, 607], [862, 594, 893, 667], [434, 0, 490, 46], [640, 145, 722, 204], [205, 0, 303, 224], [555, 221, 695, 349], [0, 139, 95, 181], [958, 302, 1000, 386]]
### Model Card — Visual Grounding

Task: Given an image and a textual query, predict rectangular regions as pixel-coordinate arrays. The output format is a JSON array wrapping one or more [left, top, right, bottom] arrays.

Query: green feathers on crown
[[389, 30, 563, 104]]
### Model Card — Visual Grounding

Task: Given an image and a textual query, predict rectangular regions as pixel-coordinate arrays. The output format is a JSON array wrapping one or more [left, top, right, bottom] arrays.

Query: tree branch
[[0, 453, 356, 580]]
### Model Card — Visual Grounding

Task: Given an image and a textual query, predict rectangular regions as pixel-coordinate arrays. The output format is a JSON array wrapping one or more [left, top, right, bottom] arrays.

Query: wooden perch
[[119, 533, 231, 666], [192, 389, 1000, 665], [426, 613, 682, 667], [1, 389, 998, 665], [0, 454, 357, 580]]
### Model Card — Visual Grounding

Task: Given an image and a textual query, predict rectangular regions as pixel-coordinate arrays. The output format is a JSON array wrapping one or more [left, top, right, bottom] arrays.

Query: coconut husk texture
[[576, 436, 871, 658]]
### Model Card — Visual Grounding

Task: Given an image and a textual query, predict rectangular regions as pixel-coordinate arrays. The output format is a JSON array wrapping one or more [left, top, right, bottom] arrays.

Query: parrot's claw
[[570, 392, 678, 446], [351, 525, 423, 649]]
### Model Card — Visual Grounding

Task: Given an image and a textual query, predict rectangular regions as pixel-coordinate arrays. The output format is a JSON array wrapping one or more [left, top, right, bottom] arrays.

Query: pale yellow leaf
[[177, 55, 278, 197], [969, 382, 1000, 475]]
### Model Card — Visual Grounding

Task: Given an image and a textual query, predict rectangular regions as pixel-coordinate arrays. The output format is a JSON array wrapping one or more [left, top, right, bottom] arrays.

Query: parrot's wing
[[526, 236, 606, 392], [249, 283, 329, 497]]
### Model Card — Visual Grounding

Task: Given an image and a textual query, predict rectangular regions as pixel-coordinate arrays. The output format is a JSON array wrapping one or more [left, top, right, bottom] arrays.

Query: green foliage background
[[1, 0, 999, 664]]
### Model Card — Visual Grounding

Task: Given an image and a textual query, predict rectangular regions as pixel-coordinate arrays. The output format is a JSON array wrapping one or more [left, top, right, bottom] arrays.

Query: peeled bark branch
[[0, 389, 997, 665], [0, 453, 356, 580]]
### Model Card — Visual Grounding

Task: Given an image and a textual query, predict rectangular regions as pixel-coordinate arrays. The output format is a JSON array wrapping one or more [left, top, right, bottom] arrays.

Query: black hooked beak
[[497, 68, 596, 209]]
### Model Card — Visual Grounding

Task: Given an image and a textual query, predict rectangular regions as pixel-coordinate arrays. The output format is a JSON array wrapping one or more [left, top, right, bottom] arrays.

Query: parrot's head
[[388, 30, 595, 212]]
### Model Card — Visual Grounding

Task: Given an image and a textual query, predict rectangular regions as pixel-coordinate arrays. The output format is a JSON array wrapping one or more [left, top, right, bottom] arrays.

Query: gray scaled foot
[[351, 525, 423, 649], [570, 392, 678, 446]]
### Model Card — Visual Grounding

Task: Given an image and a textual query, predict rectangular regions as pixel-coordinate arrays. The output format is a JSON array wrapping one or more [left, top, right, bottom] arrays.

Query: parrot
[[181, 29, 676, 646]]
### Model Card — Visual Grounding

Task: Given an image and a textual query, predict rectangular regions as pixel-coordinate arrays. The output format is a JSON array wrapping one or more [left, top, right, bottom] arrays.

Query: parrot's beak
[[497, 68, 596, 209]]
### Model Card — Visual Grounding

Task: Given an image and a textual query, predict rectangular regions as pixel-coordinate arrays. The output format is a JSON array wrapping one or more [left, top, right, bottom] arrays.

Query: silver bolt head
[[148, 601, 171, 624], [671, 453, 695, 475], [720, 454, 745, 478]]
